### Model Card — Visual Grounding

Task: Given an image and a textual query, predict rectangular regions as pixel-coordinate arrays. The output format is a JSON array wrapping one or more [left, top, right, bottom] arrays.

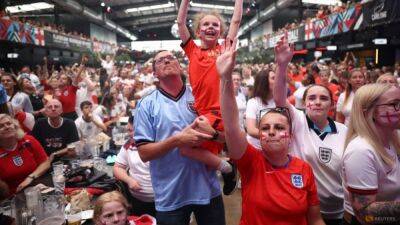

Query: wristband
[[211, 131, 219, 141], [28, 174, 36, 180]]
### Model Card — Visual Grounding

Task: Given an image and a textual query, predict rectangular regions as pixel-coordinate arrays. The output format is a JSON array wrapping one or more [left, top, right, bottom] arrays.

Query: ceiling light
[[6, 2, 54, 14], [125, 2, 174, 13], [190, 2, 234, 11], [101, 2, 106, 7], [301, 0, 342, 6]]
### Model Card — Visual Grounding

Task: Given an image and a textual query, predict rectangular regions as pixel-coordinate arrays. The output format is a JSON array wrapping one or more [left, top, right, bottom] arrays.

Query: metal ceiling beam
[[50, 0, 137, 40], [111, 0, 253, 12], [122, 14, 177, 26], [133, 22, 175, 30], [111, 0, 171, 11], [116, 9, 232, 25], [238, 0, 295, 37]]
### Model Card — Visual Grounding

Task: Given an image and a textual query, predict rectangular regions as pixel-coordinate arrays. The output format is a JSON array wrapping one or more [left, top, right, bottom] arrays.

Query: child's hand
[[216, 38, 237, 80]]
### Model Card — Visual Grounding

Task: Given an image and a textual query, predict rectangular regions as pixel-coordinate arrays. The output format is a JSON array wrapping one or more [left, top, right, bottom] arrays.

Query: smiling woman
[[0, 114, 51, 195], [93, 191, 156, 225]]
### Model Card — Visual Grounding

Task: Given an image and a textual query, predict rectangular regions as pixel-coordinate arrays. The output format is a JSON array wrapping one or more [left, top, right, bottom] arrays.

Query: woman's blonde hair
[[0, 113, 25, 140], [376, 73, 398, 85], [93, 191, 130, 224], [193, 11, 227, 38], [344, 84, 400, 167]]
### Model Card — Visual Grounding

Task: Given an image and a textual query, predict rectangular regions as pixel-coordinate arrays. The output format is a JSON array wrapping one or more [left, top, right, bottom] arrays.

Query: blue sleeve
[[134, 99, 155, 146], [0, 84, 7, 104]]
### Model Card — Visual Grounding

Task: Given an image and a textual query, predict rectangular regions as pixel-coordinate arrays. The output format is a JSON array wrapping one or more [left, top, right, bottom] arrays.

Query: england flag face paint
[[259, 114, 291, 153], [304, 86, 331, 119], [374, 87, 400, 129]]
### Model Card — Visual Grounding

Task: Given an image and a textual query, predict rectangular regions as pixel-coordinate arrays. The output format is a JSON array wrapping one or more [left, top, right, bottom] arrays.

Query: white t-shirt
[[235, 90, 247, 131], [75, 84, 94, 117], [101, 60, 114, 75], [245, 97, 275, 149], [119, 78, 135, 88], [342, 136, 400, 215], [75, 116, 103, 139], [9, 92, 33, 113], [242, 76, 255, 86], [136, 86, 156, 99], [289, 104, 347, 219], [336, 91, 354, 126], [293, 84, 307, 109], [115, 143, 154, 202]]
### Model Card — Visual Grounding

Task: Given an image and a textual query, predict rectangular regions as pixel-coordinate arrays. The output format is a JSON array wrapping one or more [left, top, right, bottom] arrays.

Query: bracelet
[[28, 174, 36, 180], [211, 131, 219, 141]]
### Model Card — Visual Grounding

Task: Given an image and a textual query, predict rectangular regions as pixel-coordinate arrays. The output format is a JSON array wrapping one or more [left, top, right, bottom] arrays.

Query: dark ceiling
[[4, 0, 264, 40], [80, 0, 262, 40]]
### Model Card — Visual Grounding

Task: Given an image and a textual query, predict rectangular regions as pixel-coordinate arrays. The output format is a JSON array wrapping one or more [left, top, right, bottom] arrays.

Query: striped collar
[[306, 116, 337, 140]]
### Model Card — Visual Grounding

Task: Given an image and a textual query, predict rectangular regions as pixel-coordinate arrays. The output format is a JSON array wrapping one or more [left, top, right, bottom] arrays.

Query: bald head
[[45, 99, 63, 118]]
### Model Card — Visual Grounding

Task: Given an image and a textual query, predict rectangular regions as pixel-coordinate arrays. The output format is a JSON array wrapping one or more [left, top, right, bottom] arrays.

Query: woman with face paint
[[274, 36, 348, 225], [342, 84, 400, 225], [217, 33, 325, 225]]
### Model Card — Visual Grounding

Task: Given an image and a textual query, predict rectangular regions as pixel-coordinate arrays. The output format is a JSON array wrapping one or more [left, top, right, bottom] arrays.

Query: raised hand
[[274, 32, 294, 66], [216, 38, 237, 80]]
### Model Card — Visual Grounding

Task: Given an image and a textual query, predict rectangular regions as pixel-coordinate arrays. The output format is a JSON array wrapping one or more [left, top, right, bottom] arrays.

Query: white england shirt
[[290, 104, 348, 219], [342, 136, 400, 215]]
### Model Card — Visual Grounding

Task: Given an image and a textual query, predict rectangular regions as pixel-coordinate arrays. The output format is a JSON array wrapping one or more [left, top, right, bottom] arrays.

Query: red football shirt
[[236, 144, 320, 225], [182, 38, 221, 115], [0, 135, 48, 195], [57, 85, 78, 113]]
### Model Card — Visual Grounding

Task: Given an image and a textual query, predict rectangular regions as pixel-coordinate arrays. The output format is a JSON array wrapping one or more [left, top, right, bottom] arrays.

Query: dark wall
[[0, 41, 84, 72]]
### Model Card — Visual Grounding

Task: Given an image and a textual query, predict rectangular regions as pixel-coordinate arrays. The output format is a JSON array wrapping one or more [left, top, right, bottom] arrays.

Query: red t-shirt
[[236, 144, 319, 225], [57, 85, 78, 113], [182, 38, 221, 115], [288, 72, 304, 94], [0, 135, 48, 195]]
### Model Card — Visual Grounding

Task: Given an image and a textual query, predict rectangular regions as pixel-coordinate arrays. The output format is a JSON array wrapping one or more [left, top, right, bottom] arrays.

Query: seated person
[[93, 191, 156, 225], [75, 101, 106, 139], [31, 99, 79, 158], [113, 117, 155, 217], [0, 114, 51, 195]]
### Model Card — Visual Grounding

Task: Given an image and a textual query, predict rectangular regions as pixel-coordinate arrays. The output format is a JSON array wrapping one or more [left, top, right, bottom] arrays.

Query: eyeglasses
[[258, 107, 292, 129], [376, 101, 400, 111], [154, 55, 177, 65]]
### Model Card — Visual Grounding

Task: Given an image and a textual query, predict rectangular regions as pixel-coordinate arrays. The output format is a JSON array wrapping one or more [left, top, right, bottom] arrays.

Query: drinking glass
[[24, 186, 43, 219], [51, 172, 66, 194]]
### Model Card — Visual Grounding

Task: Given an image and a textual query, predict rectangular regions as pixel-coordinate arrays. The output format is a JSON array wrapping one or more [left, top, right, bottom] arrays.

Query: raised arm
[[226, 0, 243, 40], [74, 55, 89, 86], [217, 39, 247, 160], [41, 57, 50, 80], [177, 0, 191, 43], [273, 34, 294, 108]]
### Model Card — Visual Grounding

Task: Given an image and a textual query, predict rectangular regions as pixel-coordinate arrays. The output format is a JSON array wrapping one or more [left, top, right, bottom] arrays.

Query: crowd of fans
[[0, 40, 399, 224], [0, 0, 399, 225]]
